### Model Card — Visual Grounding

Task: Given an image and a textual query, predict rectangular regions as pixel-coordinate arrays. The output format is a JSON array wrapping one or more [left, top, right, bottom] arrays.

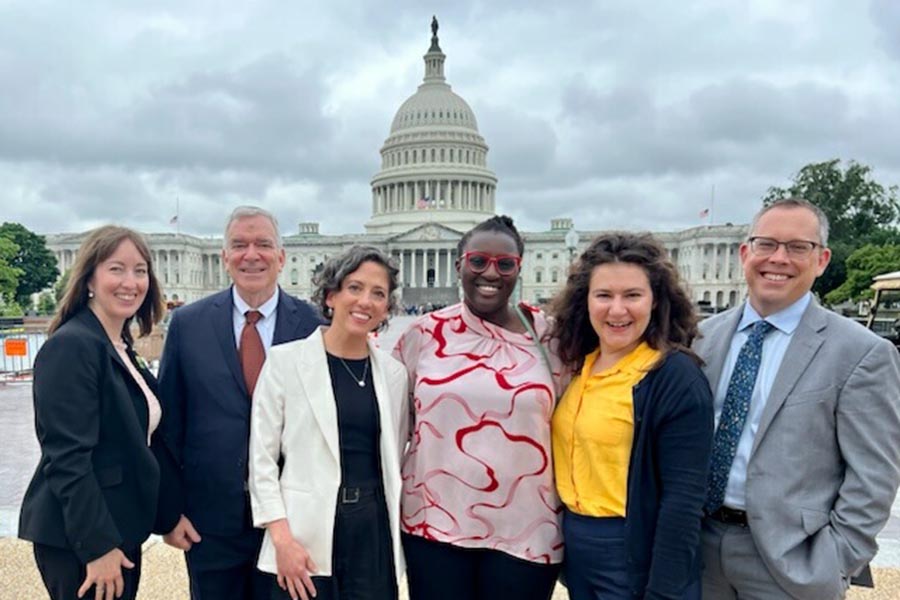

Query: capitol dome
[[365, 18, 497, 235]]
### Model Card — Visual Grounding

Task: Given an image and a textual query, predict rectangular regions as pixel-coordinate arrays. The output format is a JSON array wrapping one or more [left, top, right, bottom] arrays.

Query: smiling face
[[326, 260, 391, 339], [457, 230, 520, 323], [88, 238, 150, 333], [588, 262, 654, 364], [741, 205, 831, 317], [222, 215, 285, 307]]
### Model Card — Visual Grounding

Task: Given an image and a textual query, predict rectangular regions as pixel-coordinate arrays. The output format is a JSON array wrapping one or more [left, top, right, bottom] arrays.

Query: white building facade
[[46, 20, 748, 312]]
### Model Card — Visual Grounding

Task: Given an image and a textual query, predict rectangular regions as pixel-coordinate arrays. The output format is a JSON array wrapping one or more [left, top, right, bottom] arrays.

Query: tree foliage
[[823, 244, 900, 305], [0, 222, 59, 308], [762, 159, 900, 299], [0, 236, 22, 301]]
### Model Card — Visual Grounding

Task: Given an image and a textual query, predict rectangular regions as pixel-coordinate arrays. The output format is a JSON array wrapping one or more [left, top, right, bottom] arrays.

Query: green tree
[[54, 268, 71, 302], [0, 235, 22, 302], [823, 244, 900, 305], [0, 222, 59, 308], [37, 291, 57, 315], [762, 159, 900, 299]]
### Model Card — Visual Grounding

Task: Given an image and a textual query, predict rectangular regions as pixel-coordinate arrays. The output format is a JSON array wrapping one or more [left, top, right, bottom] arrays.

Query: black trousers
[[186, 525, 271, 600], [271, 486, 397, 600], [402, 533, 560, 600], [33, 542, 142, 600]]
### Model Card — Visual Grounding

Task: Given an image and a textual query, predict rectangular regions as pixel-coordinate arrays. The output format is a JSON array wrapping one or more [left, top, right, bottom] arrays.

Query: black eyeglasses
[[748, 236, 823, 258], [463, 251, 522, 275]]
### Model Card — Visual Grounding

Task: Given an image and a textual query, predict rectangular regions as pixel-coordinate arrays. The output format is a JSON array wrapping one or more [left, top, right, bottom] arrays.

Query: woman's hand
[[268, 519, 318, 600], [77, 548, 134, 599]]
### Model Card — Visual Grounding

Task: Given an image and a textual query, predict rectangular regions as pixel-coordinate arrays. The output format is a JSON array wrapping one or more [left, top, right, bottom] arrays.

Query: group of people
[[18, 199, 900, 600]]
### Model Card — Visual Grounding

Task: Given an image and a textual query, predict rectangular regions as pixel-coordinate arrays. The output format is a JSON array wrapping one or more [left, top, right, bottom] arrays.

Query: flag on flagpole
[[416, 197, 430, 209], [169, 215, 179, 224], [699, 208, 710, 219]]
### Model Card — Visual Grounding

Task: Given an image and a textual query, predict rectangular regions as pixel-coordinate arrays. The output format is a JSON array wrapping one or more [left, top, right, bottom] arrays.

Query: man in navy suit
[[157, 206, 321, 600]]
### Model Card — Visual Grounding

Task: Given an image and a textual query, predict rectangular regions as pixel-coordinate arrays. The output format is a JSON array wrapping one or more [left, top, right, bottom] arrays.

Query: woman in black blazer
[[19, 225, 166, 600]]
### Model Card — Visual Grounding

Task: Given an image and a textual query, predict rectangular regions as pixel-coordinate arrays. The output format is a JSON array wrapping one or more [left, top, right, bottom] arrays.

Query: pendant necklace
[[337, 355, 369, 387]]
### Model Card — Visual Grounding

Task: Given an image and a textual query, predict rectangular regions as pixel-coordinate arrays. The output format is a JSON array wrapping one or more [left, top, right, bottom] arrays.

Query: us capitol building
[[47, 20, 748, 311]]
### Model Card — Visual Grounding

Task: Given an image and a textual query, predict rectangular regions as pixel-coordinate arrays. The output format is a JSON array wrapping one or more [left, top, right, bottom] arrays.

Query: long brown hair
[[549, 231, 700, 370], [50, 225, 164, 345]]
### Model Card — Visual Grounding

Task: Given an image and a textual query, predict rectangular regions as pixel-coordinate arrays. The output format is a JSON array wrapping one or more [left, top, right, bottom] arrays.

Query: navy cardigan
[[621, 350, 714, 599]]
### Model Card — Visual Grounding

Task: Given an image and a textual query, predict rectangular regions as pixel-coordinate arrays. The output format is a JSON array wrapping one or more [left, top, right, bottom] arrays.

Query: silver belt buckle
[[341, 487, 361, 504]]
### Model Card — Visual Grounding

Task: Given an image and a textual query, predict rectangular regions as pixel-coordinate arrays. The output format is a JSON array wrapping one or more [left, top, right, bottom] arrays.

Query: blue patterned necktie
[[705, 319, 774, 514]]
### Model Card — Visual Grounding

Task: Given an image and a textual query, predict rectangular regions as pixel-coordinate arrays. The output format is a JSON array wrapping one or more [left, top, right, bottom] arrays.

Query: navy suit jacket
[[155, 287, 321, 538]]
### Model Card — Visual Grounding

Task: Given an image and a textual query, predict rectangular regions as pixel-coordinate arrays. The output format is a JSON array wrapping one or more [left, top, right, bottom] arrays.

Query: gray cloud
[[1, 0, 899, 239]]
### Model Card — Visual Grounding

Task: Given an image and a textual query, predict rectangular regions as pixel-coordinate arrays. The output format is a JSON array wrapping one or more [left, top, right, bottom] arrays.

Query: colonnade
[[391, 247, 458, 289], [373, 180, 493, 214]]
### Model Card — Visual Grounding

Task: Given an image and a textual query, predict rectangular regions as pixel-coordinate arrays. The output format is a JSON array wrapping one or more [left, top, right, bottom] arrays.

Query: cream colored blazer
[[249, 328, 409, 581]]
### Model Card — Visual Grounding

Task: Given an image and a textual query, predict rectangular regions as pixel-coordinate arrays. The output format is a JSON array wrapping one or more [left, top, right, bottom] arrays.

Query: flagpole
[[710, 184, 715, 225], [176, 196, 180, 235]]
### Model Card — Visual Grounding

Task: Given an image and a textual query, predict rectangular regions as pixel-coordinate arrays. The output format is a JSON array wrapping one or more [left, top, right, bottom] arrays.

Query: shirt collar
[[232, 286, 279, 320], [738, 291, 811, 335], [582, 341, 662, 379]]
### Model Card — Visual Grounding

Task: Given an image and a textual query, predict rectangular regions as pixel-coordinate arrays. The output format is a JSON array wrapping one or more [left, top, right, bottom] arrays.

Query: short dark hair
[[50, 225, 165, 345], [549, 231, 700, 370], [752, 197, 830, 246], [456, 215, 525, 256], [311, 245, 400, 332]]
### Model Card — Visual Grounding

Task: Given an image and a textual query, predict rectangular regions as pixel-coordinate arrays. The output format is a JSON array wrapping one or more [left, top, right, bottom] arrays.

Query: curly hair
[[456, 215, 524, 256], [549, 231, 700, 370], [311, 245, 400, 332]]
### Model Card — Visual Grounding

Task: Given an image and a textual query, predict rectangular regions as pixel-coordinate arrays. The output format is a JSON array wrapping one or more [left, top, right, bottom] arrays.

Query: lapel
[[368, 340, 396, 458], [750, 300, 827, 457], [76, 309, 150, 435], [701, 307, 743, 395], [296, 329, 340, 463], [273, 288, 300, 345], [211, 287, 249, 398]]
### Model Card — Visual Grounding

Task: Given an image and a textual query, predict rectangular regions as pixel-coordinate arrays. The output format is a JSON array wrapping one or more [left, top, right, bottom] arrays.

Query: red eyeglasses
[[463, 251, 522, 275]]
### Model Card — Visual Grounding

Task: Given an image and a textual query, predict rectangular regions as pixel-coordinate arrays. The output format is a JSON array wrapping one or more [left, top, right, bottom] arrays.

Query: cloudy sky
[[2, 0, 899, 238]]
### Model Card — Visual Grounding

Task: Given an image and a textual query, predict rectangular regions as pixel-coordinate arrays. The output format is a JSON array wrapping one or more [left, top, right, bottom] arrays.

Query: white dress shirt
[[231, 287, 279, 354]]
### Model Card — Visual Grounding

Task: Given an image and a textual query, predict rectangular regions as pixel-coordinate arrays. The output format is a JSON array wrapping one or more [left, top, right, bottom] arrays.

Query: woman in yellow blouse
[[549, 232, 713, 600]]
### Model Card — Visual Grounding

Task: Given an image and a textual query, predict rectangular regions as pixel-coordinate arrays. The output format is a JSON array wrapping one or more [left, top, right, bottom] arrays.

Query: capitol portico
[[46, 19, 748, 312]]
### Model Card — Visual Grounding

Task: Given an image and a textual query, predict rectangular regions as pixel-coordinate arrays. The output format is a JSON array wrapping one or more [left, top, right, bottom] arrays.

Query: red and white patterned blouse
[[393, 302, 564, 564]]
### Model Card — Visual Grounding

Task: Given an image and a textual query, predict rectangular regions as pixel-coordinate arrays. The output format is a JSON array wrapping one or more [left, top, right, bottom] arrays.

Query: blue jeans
[[562, 509, 700, 600]]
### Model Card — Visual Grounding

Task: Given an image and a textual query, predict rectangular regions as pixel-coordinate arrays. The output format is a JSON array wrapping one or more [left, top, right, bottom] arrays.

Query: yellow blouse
[[552, 342, 661, 517]]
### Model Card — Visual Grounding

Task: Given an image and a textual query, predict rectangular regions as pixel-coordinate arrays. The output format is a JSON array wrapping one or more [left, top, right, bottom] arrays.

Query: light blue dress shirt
[[231, 287, 279, 354], [714, 292, 812, 510]]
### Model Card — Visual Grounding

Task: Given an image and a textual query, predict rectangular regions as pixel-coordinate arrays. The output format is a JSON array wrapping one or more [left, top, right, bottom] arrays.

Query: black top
[[327, 353, 381, 488]]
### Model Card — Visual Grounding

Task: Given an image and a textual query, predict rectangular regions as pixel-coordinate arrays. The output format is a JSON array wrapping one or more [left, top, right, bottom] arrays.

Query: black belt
[[707, 506, 748, 527], [339, 485, 380, 505]]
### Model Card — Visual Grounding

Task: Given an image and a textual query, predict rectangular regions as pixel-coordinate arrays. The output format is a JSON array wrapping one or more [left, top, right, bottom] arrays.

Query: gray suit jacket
[[695, 299, 900, 599]]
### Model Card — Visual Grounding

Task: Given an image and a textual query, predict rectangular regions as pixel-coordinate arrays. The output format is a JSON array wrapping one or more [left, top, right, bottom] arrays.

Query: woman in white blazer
[[249, 246, 408, 600]]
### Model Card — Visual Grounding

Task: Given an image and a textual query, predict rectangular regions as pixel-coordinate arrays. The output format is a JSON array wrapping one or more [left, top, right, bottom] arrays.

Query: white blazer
[[249, 328, 409, 581]]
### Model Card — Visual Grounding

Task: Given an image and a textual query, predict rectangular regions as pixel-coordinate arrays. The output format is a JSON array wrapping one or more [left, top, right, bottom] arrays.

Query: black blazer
[[18, 308, 163, 564], [155, 287, 321, 539]]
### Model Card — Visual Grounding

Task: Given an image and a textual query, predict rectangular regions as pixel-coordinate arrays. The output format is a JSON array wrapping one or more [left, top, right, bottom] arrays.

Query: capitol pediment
[[388, 222, 463, 243]]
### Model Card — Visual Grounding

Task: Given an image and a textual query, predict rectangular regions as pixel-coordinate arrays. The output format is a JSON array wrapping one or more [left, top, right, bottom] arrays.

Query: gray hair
[[311, 245, 400, 331], [223, 206, 282, 249], [750, 197, 830, 246]]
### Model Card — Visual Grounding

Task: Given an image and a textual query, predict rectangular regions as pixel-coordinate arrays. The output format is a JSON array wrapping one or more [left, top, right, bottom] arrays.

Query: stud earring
[[88, 290, 95, 298]]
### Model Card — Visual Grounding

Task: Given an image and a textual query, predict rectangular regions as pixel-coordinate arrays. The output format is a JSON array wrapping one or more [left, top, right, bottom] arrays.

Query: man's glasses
[[748, 236, 823, 258], [463, 251, 522, 275]]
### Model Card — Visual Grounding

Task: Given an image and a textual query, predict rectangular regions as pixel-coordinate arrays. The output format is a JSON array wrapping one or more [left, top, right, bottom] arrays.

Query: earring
[[88, 290, 95, 298], [325, 306, 334, 318]]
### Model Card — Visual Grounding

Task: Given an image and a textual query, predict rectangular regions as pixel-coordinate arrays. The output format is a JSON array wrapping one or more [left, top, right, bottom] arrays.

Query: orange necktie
[[239, 310, 265, 398]]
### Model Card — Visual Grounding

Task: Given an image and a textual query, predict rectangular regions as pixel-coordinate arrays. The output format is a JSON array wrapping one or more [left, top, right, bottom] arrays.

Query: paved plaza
[[2, 315, 900, 597]]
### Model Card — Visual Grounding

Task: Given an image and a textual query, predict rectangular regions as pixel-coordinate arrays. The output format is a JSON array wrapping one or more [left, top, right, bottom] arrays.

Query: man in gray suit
[[694, 198, 900, 599]]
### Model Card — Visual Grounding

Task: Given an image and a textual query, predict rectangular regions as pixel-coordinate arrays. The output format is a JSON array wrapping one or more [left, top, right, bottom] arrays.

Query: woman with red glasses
[[393, 215, 563, 600]]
